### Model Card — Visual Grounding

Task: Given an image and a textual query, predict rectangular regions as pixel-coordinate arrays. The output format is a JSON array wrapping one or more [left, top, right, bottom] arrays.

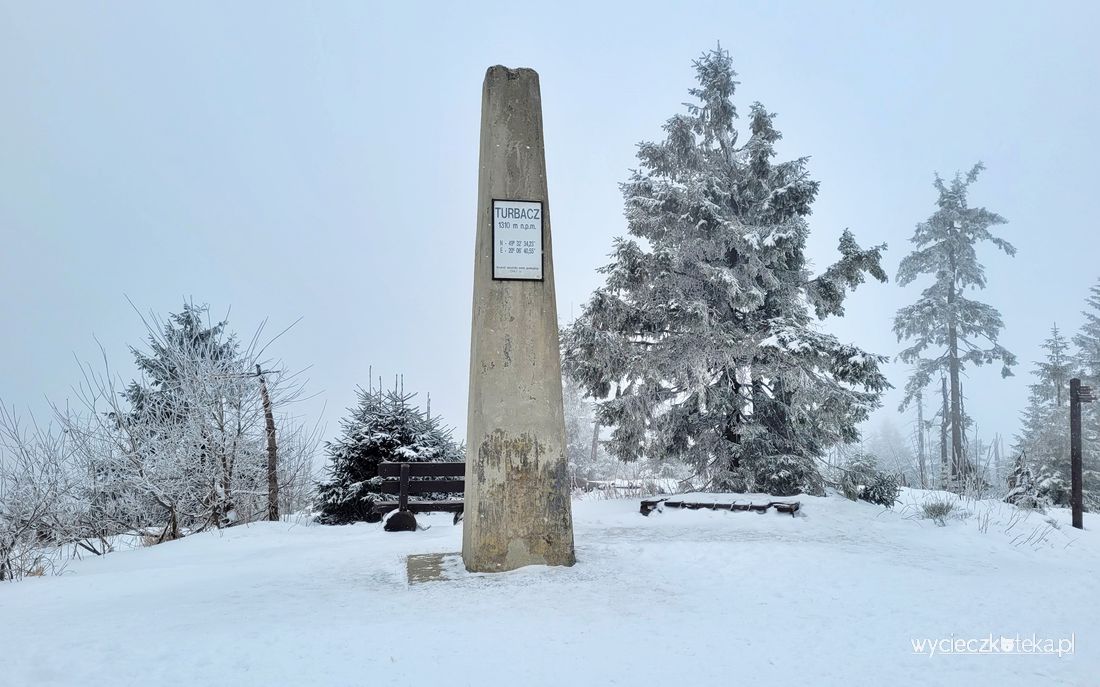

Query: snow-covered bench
[[639, 496, 800, 517], [372, 462, 465, 531]]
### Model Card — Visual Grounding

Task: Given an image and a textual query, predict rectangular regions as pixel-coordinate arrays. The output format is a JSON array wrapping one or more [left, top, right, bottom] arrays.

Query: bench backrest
[[377, 462, 465, 499], [378, 462, 465, 478]]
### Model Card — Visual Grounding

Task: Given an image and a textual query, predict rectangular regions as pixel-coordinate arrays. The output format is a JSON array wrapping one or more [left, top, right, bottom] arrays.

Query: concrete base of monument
[[462, 432, 577, 573], [461, 540, 576, 573], [405, 552, 458, 584], [407, 549, 576, 584]]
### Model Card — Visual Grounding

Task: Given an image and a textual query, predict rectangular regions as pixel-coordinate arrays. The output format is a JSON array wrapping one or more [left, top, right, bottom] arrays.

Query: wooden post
[[1070, 378, 1096, 529], [257, 364, 279, 522]]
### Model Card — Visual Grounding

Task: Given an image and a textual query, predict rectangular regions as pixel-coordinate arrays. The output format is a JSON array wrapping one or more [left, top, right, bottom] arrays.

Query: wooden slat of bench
[[372, 500, 465, 514], [379, 479, 464, 495], [378, 462, 465, 477]]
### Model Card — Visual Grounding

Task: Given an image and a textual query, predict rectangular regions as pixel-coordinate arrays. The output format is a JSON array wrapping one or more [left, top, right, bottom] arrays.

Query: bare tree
[[0, 405, 78, 581]]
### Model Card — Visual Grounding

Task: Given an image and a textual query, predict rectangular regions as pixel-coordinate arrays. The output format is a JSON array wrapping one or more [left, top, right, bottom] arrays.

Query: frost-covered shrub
[[1003, 488, 1042, 511], [1035, 471, 1070, 507], [839, 455, 900, 507], [862, 473, 902, 507], [0, 407, 79, 581], [1004, 462, 1042, 510], [1004, 462, 1067, 511], [921, 498, 956, 526]]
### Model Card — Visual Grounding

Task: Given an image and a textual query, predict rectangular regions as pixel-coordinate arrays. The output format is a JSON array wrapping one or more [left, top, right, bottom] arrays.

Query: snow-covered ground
[[2, 489, 1097, 686]]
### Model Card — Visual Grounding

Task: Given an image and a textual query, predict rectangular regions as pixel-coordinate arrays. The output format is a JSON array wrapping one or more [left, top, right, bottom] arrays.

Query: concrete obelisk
[[462, 66, 575, 572]]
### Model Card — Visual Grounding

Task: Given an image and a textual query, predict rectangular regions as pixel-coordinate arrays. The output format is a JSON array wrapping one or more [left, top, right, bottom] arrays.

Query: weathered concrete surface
[[406, 553, 457, 584], [462, 66, 576, 573]]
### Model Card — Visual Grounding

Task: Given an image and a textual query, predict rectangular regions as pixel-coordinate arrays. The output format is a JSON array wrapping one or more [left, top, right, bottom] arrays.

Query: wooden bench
[[639, 497, 801, 517], [372, 462, 465, 531]]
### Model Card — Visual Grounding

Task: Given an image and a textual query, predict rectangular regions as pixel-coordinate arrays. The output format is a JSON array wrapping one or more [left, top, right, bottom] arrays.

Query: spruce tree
[[1074, 280, 1100, 379], [563, 47, 889, 496], [1073, 281, 1100, 418], [1012, 325, 1080, 506], [1072, 280, 1100, 505], [317, 384, 462, 524], [105, 303, 256, 531], [122, 303, 238, 424], [893, 163, 1016, 485]]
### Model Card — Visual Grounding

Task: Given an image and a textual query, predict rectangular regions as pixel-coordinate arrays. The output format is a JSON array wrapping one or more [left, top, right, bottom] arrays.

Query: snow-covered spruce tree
[[893, 163, 1016, 487], [65, 305, 233, 537], [1073, 279, 1100, 494], [316, 384, 462, 524], [562, 48, 889, 496], [836, 452, 901, 508], [1004, 455, 1040, 509], [81, 305, 265, 535], [1075, 280, 1100, 386], [1010, 325, 1078, 506], [121, 304, 237, 426], [123, 304, 249, 530]]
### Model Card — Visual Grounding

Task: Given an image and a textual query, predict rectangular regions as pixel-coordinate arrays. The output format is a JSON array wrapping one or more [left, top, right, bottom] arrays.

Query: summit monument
[[461, 66, 576, 573]]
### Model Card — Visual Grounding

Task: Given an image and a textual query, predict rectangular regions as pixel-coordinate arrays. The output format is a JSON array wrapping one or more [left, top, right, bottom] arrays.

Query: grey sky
[[2, 1, 1097, 452]]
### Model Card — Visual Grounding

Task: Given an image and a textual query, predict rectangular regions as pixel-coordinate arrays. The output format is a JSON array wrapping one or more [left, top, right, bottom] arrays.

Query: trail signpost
[[462, 66, 576, 573], [1070, 377, 1095, 529]]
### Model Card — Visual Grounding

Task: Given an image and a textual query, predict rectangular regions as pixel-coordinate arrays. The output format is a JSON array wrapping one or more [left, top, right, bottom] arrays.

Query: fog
[[2, 0, 1097, 448]]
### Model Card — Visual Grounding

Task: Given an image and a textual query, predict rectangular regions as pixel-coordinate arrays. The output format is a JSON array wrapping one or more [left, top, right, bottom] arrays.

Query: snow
[[2, 489, 1098, 686]]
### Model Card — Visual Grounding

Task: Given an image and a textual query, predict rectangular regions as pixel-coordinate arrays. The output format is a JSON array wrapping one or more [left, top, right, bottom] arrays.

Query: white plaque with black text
[[492, 199, 544, 281]]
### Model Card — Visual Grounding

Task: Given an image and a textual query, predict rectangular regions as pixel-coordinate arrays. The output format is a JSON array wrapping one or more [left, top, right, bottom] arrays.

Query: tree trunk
[[993, 434, 1002, 486], [219, 459, 234, 525], [948, 346, 964, 481], [946, 275, 965, 484], [916, 390, 927, 489], [724, 372, 744, 471], [258, 365, 279, 522], [940, 375, 949, 489], [589, 417, 600, 471], [161, 507, 179, 542]]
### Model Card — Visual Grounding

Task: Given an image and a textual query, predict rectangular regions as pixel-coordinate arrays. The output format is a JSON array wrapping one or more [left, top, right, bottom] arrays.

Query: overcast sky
[[2, 1, 1097, 454]]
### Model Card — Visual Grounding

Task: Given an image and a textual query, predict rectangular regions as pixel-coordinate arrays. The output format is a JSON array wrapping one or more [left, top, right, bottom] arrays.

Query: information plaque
[[492, 199, 543, 281]]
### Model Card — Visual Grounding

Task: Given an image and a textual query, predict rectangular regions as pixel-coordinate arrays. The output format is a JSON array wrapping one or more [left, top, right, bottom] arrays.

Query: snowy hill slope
[[1, 489, 1097, 686]]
